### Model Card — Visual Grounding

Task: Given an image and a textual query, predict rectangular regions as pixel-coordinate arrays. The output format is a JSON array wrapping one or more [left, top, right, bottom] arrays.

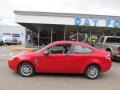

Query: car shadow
[[34, 73, 84, 78], [33, 73, 105, 80], [11, 71, 106, 80]]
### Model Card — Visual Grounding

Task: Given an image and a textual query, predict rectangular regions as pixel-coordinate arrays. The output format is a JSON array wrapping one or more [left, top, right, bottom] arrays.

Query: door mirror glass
[[43, 50, 49, 55]]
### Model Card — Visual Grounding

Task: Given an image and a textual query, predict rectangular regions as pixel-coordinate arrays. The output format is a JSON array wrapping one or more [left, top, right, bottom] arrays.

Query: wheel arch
[[17, 61, 36, 73], [106, 47, 113, 52], [84, 63, 101, 74]]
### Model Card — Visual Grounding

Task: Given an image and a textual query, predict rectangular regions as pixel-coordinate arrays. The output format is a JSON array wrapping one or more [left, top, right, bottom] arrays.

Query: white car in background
[[2, 35, 13, 45], [2, 34, 22, 45], [12, 34, 22, 45], [16, 38, 22, 45], [0, 35, 4, 46]]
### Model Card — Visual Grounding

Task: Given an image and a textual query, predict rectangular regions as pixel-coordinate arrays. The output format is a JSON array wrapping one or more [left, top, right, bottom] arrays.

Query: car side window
[[48, 44, 71, 54], [70, 44, 93, 54], [48, 45, 64, 54]]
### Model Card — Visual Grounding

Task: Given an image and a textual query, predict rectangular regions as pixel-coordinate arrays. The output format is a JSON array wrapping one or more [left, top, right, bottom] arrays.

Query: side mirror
[[43, 50, 49, 56]]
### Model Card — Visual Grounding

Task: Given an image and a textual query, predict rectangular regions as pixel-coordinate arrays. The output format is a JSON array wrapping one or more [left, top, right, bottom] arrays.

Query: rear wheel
[[18, 62, 34, 77], [84, 65, 100, 79]]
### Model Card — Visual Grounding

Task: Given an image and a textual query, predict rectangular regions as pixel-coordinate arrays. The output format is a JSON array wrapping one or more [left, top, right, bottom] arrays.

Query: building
[[14, 11, 120, 47]]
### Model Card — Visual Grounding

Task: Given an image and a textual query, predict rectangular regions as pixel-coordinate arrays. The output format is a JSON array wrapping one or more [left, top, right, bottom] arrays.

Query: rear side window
[[70, 44, 93, 54]]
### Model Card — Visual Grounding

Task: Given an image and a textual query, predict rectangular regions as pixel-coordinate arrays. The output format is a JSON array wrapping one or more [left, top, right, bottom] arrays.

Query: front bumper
[[113, 55, 120, 61], [8, 60, 16, 71], [8, 58, 20, 72]]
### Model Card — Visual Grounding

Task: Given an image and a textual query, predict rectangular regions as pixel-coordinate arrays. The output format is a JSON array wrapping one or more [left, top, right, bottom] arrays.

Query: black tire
[[84, 65, 100, 79], [18, 62, 34, 77]]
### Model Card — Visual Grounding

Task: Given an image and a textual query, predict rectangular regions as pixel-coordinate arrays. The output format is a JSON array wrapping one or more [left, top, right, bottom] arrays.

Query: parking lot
[[0, 45, 120, 90]]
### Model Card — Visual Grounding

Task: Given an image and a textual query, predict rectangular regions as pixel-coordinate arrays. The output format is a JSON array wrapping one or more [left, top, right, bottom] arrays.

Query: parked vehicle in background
[[2, 33, 22, 45], [2, 35, 13, 45], [8, 41, 112, 79], [96, 36, 120, 61], [12, 37, 18, 45], [0, 36, 4, 46], [12, 34, 22, 45], [17, 39, 22, 45]]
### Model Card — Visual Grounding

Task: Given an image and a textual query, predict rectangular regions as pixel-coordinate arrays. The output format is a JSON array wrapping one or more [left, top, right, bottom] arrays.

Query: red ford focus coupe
[[8, 41, 112, 79]]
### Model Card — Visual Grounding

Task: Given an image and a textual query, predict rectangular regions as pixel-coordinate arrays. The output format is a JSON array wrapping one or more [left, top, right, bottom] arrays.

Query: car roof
[[52, 41, 84, 44], [39, 41, 98, 53], [101, 36, 120, 38], [51, 41, 95, 49]]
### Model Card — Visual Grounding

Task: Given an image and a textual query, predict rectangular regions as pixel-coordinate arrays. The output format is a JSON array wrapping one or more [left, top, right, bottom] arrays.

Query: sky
[[0, 0, 120, 26]]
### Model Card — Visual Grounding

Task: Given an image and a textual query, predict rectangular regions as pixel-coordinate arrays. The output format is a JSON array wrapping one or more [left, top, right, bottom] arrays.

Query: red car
[[8, 41, 112, 79]]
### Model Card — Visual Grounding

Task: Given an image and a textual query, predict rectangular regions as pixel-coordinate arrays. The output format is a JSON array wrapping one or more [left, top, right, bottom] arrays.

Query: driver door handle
[[34, 59, 39, 63]]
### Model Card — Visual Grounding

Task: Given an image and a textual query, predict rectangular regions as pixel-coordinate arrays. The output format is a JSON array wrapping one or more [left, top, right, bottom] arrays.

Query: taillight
[[117, 47, 120, 52], [106, 53, 111, 60]]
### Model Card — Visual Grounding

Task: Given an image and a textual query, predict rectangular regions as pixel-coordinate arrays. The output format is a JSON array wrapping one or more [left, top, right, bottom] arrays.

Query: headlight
[[9, 56, 16, 61]]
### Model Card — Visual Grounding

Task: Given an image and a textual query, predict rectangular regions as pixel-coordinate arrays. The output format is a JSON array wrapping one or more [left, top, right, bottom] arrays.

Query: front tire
[[84, 65, 100, 79], [18, 62, 34, 77]]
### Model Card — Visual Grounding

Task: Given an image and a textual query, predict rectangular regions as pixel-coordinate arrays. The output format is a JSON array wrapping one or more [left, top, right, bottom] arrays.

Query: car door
[[37, 44, 67, 73]]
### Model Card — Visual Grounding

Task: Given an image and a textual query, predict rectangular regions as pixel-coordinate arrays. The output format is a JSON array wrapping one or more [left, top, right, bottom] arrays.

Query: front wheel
[[18, 62, 34, 77], [84, 65, 100, 79]]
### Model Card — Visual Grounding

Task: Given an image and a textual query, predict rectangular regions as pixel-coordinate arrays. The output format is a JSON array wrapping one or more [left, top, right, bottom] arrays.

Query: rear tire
[[84, 65, 100, 79], [18, 62, 34, 77]]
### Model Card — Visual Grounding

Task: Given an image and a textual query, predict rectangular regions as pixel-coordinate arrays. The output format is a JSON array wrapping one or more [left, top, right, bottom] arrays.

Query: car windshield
[[32, 45, 46, 52], [106, 37, 120, 43], [32, 48, 41, 52]]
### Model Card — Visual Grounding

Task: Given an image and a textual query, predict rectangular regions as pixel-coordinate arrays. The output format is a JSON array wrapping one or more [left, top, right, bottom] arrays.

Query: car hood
[[13, 51, 35, 58]]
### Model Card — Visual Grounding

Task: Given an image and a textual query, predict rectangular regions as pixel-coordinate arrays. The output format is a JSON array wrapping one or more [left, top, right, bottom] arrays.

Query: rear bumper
[[101, 60, 112, 72]]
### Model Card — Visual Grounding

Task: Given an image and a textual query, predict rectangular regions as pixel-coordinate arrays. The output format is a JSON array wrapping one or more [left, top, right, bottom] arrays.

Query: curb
[[10, 47, 34, 51]]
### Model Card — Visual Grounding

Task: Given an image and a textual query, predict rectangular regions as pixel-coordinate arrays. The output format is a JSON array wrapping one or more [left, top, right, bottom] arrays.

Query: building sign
[[113, 20, 120, 27], [74, 16, 120, 27], [75, 16, 81, 26], [105, 17, 111, 27], [93, 17, 99, 26], [84, 17, 90, 26]]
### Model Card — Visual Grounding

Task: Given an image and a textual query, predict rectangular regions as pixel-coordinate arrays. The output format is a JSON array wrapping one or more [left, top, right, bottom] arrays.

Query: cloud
[[0, 0, 120, 26], [6, 0, 120, 15], [0, 0, 14, 19], [0, 19, 20, 26]]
